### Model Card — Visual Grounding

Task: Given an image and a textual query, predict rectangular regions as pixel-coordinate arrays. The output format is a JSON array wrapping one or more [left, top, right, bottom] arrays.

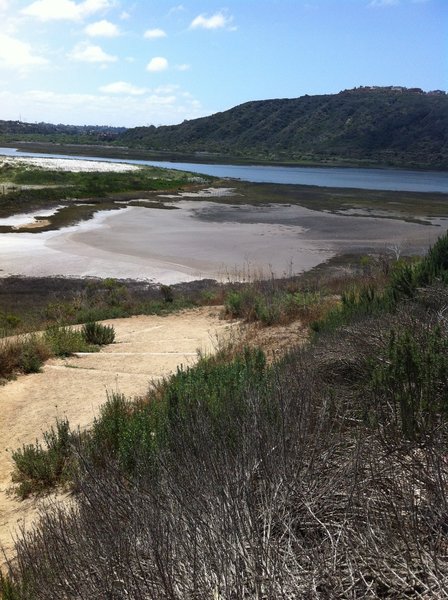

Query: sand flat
[[0, 200, 445, 283]]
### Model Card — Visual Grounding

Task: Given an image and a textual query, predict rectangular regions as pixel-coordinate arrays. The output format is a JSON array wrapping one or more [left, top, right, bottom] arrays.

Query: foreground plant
[[11, 419, 77, 499]]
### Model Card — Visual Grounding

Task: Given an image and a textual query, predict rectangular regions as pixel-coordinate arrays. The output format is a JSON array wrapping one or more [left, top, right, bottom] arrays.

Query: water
[[1, 147, 447, 193]]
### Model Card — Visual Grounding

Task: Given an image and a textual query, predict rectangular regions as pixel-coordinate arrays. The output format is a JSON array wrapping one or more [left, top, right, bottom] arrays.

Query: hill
[[0, 120, 125, 144], [119, 87, 448, 169]]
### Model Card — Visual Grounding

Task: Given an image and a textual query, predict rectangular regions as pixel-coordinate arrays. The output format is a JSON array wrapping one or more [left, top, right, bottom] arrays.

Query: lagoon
[[1, 147, 447, 193]]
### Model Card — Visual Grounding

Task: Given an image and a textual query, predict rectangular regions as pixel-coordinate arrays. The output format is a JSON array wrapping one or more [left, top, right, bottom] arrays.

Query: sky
[[0, 0, 446, 127]]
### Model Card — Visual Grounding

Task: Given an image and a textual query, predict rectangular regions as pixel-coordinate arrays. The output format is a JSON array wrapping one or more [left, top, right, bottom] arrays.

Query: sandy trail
[[0, 307, 234, 563]]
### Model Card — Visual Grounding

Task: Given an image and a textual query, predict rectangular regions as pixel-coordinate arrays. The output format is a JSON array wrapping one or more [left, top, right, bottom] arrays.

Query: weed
[[81, 321, 115, 345]]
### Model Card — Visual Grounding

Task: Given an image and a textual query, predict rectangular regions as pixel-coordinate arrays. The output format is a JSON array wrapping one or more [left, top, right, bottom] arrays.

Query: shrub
[[160, 284, 174, 303], [0, 334, 50, 381], [81, 321, 115, 346], [0, 573, 21, 600], [368, 324, 448, 440], [44, 325, 95, 356], [11, 419, 76, 498]]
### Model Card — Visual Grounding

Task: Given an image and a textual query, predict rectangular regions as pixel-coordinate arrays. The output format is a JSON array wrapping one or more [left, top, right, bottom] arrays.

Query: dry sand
[[2, 156, 140, 173], [0, 307, 236, 564]]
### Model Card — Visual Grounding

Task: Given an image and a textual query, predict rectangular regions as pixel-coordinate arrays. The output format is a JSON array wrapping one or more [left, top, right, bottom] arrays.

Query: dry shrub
[[4, 286, 448, 598], [4, 321, 448, 598], [0, 334, 50, 381]]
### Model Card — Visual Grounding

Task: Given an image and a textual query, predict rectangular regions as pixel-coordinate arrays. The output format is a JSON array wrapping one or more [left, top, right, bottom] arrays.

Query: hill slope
[[120, 87, 448, 168]]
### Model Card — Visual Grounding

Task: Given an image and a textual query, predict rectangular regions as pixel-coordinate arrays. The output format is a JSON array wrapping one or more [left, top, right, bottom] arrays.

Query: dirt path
[[0, 306, 235, 564]]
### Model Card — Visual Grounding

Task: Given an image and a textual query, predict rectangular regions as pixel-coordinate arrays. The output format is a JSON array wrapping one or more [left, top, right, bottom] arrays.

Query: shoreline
[[2, 140, 447, 172]]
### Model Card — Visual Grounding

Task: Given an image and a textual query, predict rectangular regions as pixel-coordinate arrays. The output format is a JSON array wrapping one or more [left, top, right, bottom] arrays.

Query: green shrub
[[81, 321, 115, 345], [44, 325, 96, 356], [0, 573, 22, 600], [87, 348, 268, 476], [254, 295, 282, 325], [225, 289, 245, 318], [12, 419, 76, 498], [368, 325, 448, 440], [225, 288, 267, 321], [160, 284, 174, 303], [0, 311, 21, 332], [90, 392, 131, 460]]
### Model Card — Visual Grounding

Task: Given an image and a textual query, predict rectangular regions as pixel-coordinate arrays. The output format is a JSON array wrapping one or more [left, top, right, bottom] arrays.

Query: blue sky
[[0, 0, 446, 127]]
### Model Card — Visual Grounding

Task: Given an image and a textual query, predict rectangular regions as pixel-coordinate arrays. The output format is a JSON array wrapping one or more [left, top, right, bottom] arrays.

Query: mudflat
[[0, 200, 445, 283]]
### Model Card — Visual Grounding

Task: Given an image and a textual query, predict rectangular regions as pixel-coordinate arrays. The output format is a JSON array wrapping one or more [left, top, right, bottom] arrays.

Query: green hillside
[[120, 87, 448, 168]]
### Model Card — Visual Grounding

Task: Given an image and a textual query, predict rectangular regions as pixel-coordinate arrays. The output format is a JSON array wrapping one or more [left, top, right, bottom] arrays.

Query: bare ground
[[0, 306, 238, 564]]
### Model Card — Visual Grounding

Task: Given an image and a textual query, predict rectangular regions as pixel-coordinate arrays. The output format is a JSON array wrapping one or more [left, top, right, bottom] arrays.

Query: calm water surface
[[1, 147, 447, 193]]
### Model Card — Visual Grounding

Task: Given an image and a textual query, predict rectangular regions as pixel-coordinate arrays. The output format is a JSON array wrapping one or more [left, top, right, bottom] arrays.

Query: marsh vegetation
[[0, 160, 209, 232]]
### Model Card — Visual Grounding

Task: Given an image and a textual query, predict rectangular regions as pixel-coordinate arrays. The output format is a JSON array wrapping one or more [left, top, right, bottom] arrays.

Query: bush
[[81, 321, 115, 346], [368, 324, 448, 440], [160, 284, 174, 303], [0, 334, 50, 381], [11, 419, 76, 498], [87, 348, 268, 475], [44, 325, 96, 356]]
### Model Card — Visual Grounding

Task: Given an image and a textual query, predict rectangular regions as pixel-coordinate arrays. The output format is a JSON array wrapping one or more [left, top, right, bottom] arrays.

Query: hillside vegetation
[[1, 87, 446, 169], [119, 87, 448, 169], [3, 236, 448, 597], [0, 121, 125, 145]]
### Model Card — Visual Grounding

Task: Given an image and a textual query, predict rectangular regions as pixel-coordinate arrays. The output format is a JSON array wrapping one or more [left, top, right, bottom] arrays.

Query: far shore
[[2, 140, 446, 172]]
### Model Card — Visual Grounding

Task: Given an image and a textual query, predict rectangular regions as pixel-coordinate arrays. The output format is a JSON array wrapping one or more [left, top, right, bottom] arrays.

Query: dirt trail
[[0, 306, 235, 563]]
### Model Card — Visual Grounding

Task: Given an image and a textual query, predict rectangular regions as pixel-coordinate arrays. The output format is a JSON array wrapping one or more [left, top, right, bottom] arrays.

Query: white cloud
[[0, 33, 47, 69], [175, 63, 190, 71], [368, 0, 399, 6], [0, 88, 206, 127], [69, 41, 117, 63], [148, 94, 176, 105], [146, 56, 168, 72], [190, 11, 234, 30], [144, 28, 167, 39], [119, 10, 130, 20], [154, 84, 179, 94], [99, 81, 146, 95], [0, 0, 9, 11], [168, 4, 184, 15], [85, 19, 119, 37], [22, 0, 112, 22]]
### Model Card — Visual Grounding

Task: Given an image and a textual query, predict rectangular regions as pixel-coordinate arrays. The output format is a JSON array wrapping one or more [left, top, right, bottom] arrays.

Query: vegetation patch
[[11, 419, 77, 499], [0, 321, 115, 382], [0, 161, 213, 231]]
